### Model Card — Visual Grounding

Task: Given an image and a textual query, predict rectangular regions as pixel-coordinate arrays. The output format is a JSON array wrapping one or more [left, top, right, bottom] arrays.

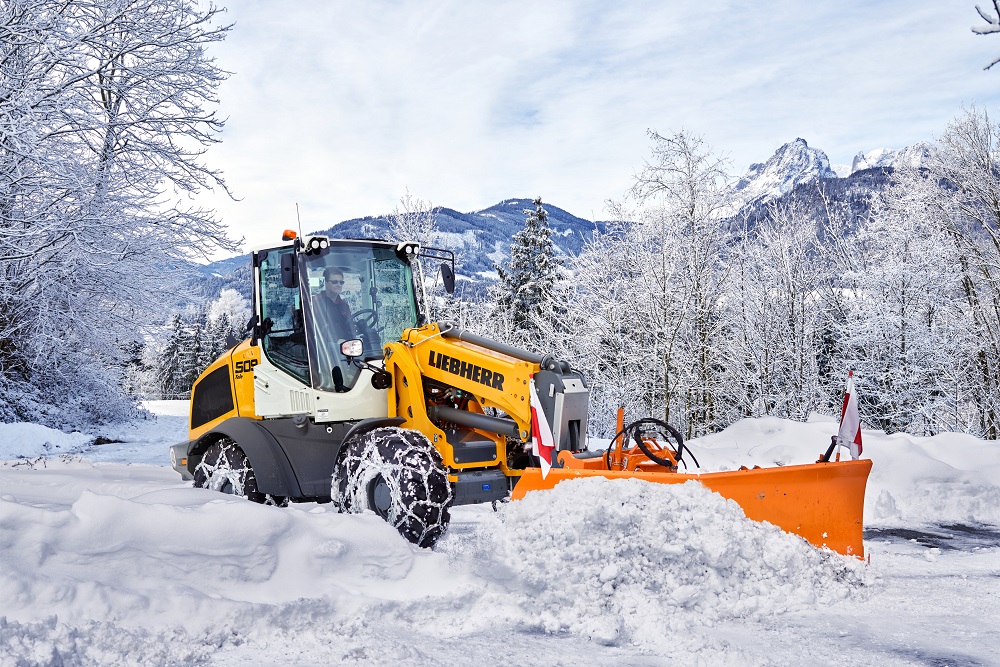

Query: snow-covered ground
[[0, 403, 998, 666]]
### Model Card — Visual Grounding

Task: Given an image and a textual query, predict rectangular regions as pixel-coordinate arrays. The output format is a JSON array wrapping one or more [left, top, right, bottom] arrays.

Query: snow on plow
[[513, 414, 872, 557], [513, 458, 872, 557]]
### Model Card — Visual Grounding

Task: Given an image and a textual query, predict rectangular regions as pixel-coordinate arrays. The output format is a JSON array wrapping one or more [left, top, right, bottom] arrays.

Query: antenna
[[295, 202, 304, 240]]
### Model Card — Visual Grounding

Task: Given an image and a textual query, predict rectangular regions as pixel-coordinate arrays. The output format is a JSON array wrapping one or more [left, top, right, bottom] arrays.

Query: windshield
[[300, 241, 419, 392]]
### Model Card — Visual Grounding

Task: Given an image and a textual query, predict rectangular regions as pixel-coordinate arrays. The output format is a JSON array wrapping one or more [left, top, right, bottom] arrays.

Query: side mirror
[[280, 252, 298, 289], [440, 261, 455, 294], [340, 339, 364, 359]]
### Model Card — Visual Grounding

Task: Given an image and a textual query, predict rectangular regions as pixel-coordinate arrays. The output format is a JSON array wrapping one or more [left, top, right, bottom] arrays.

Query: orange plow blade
[[511, 457, 873, 557]]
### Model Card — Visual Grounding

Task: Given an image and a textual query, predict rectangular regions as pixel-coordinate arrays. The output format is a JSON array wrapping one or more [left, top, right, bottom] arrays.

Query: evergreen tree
[[159, 314, 187, 399], [492, 197, 562, 344], [184, 316, 205, 391]]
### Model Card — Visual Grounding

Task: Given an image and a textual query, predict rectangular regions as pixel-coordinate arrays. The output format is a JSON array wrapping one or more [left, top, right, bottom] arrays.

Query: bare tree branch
[[973, 1, 1000, 69]]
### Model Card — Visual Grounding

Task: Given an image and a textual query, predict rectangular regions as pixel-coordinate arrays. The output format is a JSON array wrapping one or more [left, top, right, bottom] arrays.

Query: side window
[[260, 249, 309, 385], [372, 257, 418, 341]]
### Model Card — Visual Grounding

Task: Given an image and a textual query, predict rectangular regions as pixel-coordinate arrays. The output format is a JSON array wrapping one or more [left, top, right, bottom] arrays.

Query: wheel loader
[[171, 233, 871, 554]]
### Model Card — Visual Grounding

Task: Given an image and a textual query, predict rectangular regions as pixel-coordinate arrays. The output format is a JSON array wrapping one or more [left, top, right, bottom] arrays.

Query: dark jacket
[[314, 292, 354, 340]]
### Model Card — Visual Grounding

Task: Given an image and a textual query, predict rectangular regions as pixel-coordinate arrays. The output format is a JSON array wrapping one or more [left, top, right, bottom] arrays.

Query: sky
[[195, 1, 1000, 256]]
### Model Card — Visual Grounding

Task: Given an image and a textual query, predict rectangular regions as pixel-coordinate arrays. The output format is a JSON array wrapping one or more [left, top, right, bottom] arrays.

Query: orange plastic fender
[[510, 458, 873, 557]]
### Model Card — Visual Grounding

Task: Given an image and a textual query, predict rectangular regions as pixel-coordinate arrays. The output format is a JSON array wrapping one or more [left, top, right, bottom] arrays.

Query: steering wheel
[[352, 308, 378, 329]]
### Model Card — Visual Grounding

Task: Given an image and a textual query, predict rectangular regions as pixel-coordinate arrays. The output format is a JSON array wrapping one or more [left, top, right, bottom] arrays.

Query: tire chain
[[193, 438, 286, 506], [333, 427, 453, 548]]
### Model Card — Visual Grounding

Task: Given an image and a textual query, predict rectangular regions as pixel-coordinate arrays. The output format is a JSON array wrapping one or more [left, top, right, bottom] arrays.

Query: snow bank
[[0, 468, 467, 640], [470, 477, 869, 649], [2, 403, 999, 665], [0, 423, 91, 460], [685, 415, 1000, 527], [0, 457, 873, 664], [0, 399, 189, 467]]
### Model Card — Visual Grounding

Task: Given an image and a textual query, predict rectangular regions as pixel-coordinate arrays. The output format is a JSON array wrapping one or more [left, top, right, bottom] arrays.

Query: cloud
[[196, 1, 1000, 255]]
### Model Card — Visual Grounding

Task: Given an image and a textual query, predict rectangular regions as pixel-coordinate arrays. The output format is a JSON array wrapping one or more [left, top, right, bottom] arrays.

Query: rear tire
[[193, 438, 287, 507], [332, 427, 452, 548]]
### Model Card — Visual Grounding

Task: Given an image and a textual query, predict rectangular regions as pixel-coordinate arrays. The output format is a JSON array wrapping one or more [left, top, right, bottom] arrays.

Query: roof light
[[282, 229, 297, 241]]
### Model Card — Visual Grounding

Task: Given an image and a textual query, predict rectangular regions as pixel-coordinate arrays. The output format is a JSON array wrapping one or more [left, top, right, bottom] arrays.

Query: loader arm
[[382, 322, 587, 474]]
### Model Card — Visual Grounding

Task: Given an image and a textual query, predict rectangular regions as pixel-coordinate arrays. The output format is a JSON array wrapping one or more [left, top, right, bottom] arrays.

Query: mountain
[[727, 138, 937, 236], [191, 139, 928, 306], [191, 199, 606, 303], [729, 138, 839, 215], [850, 142, 931, 173], [314, 198, 605, 279]]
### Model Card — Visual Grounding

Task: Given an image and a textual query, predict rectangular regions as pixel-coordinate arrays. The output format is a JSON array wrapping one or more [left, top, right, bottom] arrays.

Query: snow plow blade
[[511, 457, 873, 557]]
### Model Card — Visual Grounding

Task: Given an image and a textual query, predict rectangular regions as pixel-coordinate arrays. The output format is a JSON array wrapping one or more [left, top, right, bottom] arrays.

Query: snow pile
[[0, 473, 465, 639], [0, 423, 91, 460], [2, 403, 999, 665], [864, 430, 1000, 527], [0, 400, 188, 468], [0, 617, 217, 667], [483, 477, 869, 648]]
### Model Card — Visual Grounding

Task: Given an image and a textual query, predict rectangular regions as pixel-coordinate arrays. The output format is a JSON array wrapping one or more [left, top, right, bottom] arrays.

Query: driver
[[314, 267, 357, 342]]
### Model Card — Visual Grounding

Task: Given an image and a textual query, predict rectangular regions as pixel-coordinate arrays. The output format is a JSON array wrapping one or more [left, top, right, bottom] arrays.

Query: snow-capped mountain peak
[[731, 138, 838, 213], [850, 142, 931, 173]]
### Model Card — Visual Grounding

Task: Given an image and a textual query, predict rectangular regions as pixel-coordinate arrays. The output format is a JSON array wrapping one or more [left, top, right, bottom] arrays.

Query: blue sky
[[199, 1, 1000, 254]]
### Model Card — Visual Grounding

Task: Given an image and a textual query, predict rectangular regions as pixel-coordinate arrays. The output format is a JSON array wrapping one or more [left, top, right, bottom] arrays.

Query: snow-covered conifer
[[492, 197, 563, 346]]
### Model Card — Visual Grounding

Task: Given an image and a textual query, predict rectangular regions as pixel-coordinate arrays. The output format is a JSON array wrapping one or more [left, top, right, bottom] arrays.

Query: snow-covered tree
[[549, 218, 662, 436], [158, 314, 188, 399], [720, 200, 827, 423], [208, 288, 250, 332], [0, 0, 236, 424], [825, 172, 968, 434], [492, 197, 563, 346], [629, 130, 733, 437], [896, 107, 1000, 436], [387, 190, 461, 323], [389, 190, 439, 248]]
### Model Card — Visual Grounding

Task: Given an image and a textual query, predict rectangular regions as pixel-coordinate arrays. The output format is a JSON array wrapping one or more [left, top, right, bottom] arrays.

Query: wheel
[[193, 438, 288, 506], [332, 427, 452, 548]]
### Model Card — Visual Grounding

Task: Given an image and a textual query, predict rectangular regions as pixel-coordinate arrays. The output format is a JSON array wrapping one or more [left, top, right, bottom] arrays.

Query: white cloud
[[196, 0, 1000, 255]]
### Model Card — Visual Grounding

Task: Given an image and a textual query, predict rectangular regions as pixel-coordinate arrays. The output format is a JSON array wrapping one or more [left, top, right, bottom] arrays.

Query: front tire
[[193, 438, 287, 507], [332, 427, 453, 548]]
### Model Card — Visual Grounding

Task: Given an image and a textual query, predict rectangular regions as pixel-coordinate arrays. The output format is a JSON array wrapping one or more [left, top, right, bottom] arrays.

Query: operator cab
[[257, 239, 425, 394]]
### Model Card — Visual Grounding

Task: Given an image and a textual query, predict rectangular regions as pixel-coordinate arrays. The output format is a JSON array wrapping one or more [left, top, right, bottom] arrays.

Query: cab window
[[259, 248, 309, 385]]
